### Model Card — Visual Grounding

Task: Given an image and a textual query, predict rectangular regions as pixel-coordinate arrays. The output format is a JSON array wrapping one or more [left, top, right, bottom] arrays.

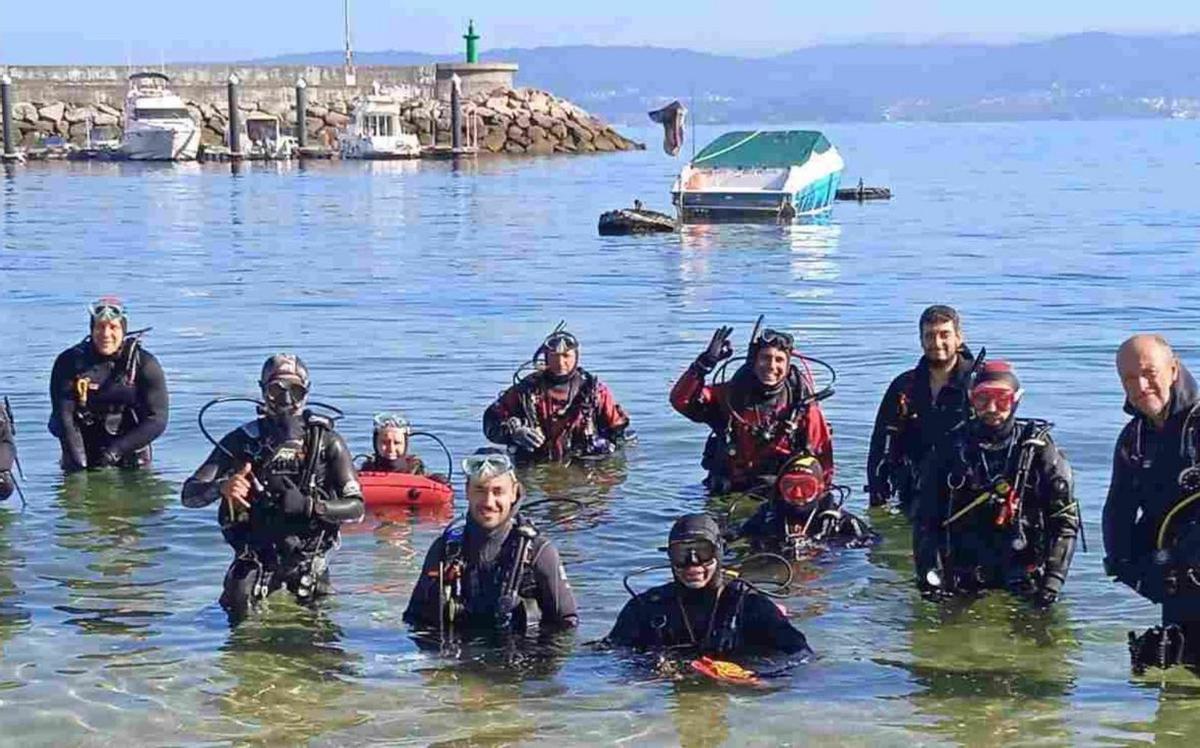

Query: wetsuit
[[914, 418, 1079, 601], [605, 578, 810, 655], [181, 413, 364, 622], [48, 336, 168, 471], [404, 514, 578, 635], [866, 347, 975, 509], [670, 361, 834, 493], [483, 367, 630, 463], [0, 401, 14, 500], [1104, 365, 1200, 662], [738, 495, 878, 555]]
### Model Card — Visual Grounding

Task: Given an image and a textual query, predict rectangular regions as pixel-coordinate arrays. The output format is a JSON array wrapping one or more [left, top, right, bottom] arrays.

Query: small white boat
[[119, 72, 200, 161], [672, 130, 844, 222], [340, 88, 421, 160], [230, 112, 297, 160]]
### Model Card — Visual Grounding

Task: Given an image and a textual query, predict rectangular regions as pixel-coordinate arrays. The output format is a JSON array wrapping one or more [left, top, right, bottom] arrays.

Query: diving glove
[[504, 418, 545, 451], [267, 475, 313, 517], [697, 326, 735, 371]]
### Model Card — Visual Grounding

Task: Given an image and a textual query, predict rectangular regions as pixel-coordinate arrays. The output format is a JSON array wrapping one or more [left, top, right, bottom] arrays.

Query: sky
[[1, 0, 1197, 63]]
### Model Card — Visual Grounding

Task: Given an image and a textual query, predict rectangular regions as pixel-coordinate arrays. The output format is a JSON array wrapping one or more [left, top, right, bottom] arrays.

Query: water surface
[[2, 120, 1200, 744]]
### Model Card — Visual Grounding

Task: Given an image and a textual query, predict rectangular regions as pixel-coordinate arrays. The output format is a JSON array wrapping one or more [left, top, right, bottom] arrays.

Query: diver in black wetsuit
[[0, 399, 15, 500], [404, 447, 578, 637], [866, 304, 975, 511], [606, 514, 811, 655], [181, 354, 364, 625], [48, 297, 169, 472], [737, 453, 877, 557], [1105, 335, 1200, 671], [913, 361, 1079, 604]]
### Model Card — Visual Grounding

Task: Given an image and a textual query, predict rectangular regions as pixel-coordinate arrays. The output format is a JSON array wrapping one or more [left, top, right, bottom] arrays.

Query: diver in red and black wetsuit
[[670, 323, 834, 494], [483, 326, 633, 464]]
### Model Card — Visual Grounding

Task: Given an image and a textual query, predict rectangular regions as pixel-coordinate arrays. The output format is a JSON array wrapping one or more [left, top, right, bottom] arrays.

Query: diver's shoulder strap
[[1181, 403, 1200, 466], [237, 419, 262, 441]]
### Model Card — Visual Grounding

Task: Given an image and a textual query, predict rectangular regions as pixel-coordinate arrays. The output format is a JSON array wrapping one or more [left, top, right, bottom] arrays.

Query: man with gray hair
[[1104, 334, 1200, 671]]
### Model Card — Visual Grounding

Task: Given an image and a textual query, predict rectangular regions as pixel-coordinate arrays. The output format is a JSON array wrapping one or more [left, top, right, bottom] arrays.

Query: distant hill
[[255, 33, 1200, 123]]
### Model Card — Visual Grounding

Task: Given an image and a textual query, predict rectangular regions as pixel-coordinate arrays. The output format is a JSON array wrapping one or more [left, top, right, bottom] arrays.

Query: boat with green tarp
[[671, 130, 844, 222]]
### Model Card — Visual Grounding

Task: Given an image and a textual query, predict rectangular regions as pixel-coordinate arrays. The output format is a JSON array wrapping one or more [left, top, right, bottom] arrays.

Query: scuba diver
[[48, 296, 169, 471], [606, 513, 811, 655], [913, 361, 1080, 605], [359, 411, 448, 483], [736, 453, 877, 556], [866, 305, 976, 511], [1104, 335, 1200, 672], [404, 447, 578, 637], [670, 320, 834, 494], [180, 354, 364, 625], [0, 398, 15, 501], [483, 324, 632, 464]]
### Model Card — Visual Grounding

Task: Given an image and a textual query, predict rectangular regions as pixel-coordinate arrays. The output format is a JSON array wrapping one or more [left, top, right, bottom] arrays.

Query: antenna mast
[[343, 0, 356, 85]]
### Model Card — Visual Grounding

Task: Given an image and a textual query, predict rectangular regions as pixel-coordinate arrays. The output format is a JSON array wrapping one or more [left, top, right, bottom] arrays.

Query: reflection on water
[[52, 470, 172, 638], [785, 222, 841, 291]]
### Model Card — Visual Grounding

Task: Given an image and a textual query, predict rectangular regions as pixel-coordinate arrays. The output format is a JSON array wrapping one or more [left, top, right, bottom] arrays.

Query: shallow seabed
[[1, 120, 1200, 745]]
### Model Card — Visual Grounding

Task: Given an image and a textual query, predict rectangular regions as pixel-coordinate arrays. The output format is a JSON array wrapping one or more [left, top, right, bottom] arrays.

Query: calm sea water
[[1, 120, 1200, 745]]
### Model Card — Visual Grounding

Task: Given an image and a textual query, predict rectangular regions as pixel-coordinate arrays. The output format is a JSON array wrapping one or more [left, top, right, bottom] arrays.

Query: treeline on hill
[[257, 33, 1200, 123]]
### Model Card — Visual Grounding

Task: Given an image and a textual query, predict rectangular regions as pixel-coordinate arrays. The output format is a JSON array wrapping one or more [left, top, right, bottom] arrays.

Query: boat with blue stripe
[[672, 130, 844, 222]]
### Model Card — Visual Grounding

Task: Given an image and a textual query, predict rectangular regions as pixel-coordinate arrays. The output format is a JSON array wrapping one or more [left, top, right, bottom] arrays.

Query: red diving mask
[[777, 455, 825, 507], [970, 384, 1019, 412]]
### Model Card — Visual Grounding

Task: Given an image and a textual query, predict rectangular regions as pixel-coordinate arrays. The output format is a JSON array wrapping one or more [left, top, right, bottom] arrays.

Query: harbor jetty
[[0, 24, 643, 160], [0, 73, 642, 158]]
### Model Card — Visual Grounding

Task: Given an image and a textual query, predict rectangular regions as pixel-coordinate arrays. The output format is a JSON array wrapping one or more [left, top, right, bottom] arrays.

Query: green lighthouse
[[464, 20, 480, 63]]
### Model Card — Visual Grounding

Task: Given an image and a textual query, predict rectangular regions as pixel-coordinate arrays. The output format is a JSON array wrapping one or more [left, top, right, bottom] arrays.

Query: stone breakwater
[[1, 86, 644, 155]]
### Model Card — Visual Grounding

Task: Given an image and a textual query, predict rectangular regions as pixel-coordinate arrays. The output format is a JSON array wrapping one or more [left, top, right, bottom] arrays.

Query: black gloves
[[267, 475, 313, 517], [0, 470, 12, 500], [696, 326, 734, 371], [96, 449, 122, 468]]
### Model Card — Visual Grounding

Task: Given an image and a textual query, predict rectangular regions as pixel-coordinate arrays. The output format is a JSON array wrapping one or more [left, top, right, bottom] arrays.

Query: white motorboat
[[229, 111, 297, 160], [119, 72, 200, 161], [340, 88, 421, 160], [672, 130, 844, 222]]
